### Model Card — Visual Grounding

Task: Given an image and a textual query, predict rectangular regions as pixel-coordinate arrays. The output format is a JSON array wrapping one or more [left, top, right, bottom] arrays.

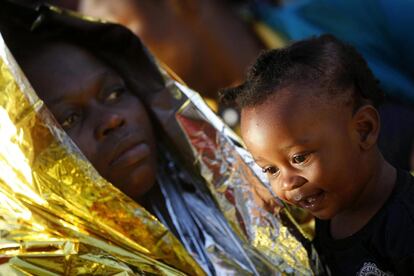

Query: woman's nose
[[95, 112, 125, 140]]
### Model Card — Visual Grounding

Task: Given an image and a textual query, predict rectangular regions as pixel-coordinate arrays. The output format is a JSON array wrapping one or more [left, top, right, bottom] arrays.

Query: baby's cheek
[[270, 181, 287, 202]]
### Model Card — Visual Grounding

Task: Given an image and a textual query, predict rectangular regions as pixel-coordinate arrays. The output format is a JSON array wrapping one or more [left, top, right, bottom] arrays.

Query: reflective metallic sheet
[[0, 1, 323, 275], [172, 82, 323, 275], [0, 33, 204, 276]]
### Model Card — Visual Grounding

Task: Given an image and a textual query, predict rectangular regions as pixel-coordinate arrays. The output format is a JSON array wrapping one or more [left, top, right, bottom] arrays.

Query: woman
[[0, 1, 318, 275]]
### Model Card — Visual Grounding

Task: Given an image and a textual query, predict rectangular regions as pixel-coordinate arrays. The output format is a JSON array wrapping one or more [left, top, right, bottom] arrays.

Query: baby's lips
[[283, 191, 304, 204], [293, 193, 304, 202], [289, 188, 323, 204]]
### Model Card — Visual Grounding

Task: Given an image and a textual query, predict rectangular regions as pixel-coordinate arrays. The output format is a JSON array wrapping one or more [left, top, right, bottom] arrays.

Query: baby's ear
[[352, 105, 380, 150]]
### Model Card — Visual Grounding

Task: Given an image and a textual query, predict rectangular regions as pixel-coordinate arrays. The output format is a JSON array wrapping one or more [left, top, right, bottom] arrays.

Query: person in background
[[79, 0, 265, 101]]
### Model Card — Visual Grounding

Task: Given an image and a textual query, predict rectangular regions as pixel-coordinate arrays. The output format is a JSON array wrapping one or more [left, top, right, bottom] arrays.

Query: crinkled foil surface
[[0, 2, 322, 273], [0, 33, 204, 276], [172, 82, 322, 275]]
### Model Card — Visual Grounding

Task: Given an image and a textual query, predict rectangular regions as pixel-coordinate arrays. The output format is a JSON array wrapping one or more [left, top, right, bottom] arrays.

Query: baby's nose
[[280, 174, 307, 191]]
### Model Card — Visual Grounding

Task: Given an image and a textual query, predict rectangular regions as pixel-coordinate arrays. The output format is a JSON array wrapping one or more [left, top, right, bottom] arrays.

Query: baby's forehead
[[268, 84, 353, 113], [240, 86, 353, 156], [241, 84, 353, 137]]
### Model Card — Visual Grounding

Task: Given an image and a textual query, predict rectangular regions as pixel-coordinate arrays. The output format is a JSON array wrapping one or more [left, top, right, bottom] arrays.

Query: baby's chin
[[284, 195, 338, 220], [311, 210, 336, 220], [308, 204, 340, 220]]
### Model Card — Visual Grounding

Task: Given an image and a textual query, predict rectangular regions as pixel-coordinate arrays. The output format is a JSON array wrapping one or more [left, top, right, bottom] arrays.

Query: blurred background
[[14, 0, 414, 172]]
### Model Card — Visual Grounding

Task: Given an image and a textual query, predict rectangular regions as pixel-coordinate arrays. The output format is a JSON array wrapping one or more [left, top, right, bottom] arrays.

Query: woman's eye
[[105, 88, 124, 102], [262, 166, 279, 175], [61, 113, 80, 129], [106, 91, 120, 101], [292, 153, 309, 164]]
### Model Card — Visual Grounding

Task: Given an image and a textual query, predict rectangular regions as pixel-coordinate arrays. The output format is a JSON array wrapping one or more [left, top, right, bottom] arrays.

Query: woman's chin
[[111, 163, 157, 201]]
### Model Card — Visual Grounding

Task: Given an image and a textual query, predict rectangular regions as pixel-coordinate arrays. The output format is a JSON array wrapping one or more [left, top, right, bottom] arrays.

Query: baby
[[221, 34, 414, 275]]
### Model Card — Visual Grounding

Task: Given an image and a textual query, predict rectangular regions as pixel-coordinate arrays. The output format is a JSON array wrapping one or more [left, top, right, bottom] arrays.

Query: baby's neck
[[330, 157, 396, 239]]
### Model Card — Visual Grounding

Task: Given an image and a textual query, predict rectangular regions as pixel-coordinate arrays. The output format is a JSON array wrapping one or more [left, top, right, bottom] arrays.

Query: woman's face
[[21, 42, 158, 200]]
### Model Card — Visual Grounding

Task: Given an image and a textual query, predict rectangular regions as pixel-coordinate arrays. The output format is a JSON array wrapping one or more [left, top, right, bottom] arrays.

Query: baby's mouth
[[293, 190, 325, 211]]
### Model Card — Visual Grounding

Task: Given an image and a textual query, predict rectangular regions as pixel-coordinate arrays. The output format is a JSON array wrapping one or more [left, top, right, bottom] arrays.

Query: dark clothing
[[314, 170, 414, 275], [144, 153, 258, 276]]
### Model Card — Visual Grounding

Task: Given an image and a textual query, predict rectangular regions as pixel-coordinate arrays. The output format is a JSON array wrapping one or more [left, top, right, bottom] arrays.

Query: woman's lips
[[110, 143, 151, 168]]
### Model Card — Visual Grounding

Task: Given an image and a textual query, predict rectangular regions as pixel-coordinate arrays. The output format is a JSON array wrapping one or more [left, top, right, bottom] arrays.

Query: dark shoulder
[[388, 170, 414, 222], [383, 170, 414, 259]]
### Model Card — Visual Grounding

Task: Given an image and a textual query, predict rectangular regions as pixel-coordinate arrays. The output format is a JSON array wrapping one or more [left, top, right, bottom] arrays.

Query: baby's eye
[[262, 166, 279, 176], [292, 153, 310, 164], [61, 113, 80, 129]]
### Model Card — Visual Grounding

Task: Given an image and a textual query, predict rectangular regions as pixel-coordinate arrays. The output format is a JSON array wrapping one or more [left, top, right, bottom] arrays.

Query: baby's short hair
[[220, 34, 384, 111]]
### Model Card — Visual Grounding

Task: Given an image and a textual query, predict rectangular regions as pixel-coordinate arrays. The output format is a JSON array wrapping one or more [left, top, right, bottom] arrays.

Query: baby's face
[[21, 42, 158, 200], [241, 87, 366, 219]]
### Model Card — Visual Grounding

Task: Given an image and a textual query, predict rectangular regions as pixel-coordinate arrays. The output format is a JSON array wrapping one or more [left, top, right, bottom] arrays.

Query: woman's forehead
[[28, 42, 106, 72], [20, 42, 120, 103]]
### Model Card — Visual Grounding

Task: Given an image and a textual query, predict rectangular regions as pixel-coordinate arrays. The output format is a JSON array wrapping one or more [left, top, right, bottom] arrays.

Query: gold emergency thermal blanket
[[0, 2, 322, 275], [171, 82, 321, 275], [0, 33, 204, 276]]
